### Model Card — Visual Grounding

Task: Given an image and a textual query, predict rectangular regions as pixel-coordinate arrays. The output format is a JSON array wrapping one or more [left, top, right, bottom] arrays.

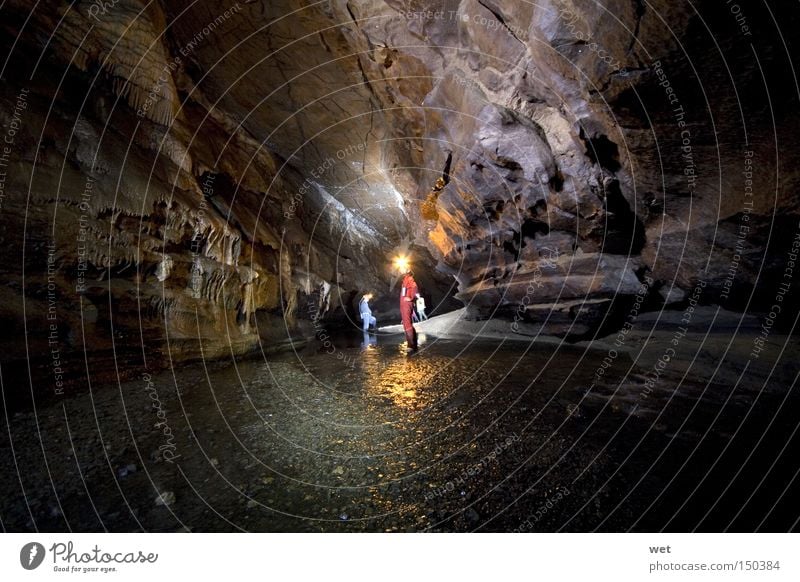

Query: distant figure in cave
[[359, 293, 377, 331], [415, 293, 428, 321], [400, 270, 419, 352]]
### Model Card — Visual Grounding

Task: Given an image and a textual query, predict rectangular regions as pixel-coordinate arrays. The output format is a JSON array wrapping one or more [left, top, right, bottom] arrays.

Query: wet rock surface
[[2, 326, 797, 532]]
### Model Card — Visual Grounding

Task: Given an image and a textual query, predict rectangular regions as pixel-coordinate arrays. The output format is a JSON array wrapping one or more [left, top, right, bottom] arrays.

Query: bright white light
[[393, 255, 410, 272]]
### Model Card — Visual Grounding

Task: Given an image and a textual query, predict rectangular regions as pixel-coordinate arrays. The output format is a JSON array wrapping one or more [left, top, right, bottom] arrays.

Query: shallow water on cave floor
[[1, 332, 797, 532]]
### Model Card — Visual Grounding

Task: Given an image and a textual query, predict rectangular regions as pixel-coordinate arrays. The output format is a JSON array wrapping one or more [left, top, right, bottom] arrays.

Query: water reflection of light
[[362, 342, 439, 411], [372, 362, 424, 409], [361, 331, 377, 350]]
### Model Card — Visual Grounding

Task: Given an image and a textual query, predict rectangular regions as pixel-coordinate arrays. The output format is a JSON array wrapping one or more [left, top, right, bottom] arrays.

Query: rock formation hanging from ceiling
[[0, 0, 798, 394]]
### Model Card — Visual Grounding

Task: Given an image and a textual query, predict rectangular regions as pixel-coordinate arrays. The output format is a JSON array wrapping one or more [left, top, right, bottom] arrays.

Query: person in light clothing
[[415, 294, 428, 321], [359, 293, 376, 331]]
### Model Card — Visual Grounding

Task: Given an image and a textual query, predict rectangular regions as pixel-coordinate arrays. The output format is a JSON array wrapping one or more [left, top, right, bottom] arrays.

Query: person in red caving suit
[[400, 269, 419, 352]]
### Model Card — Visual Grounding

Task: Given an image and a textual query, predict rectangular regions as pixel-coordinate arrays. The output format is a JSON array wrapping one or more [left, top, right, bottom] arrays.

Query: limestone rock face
[[0, 0, 797, 390]]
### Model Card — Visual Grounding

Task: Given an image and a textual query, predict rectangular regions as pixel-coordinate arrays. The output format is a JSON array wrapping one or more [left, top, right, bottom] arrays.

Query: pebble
[[155, 491, 176, 507], [117, 464, 138, 478], [465, 508, 480, 524]]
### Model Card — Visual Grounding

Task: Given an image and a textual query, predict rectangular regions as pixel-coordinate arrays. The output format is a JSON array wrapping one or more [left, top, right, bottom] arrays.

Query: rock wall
[[0, 0, 411, 396], [361, 0, 799, 329]]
